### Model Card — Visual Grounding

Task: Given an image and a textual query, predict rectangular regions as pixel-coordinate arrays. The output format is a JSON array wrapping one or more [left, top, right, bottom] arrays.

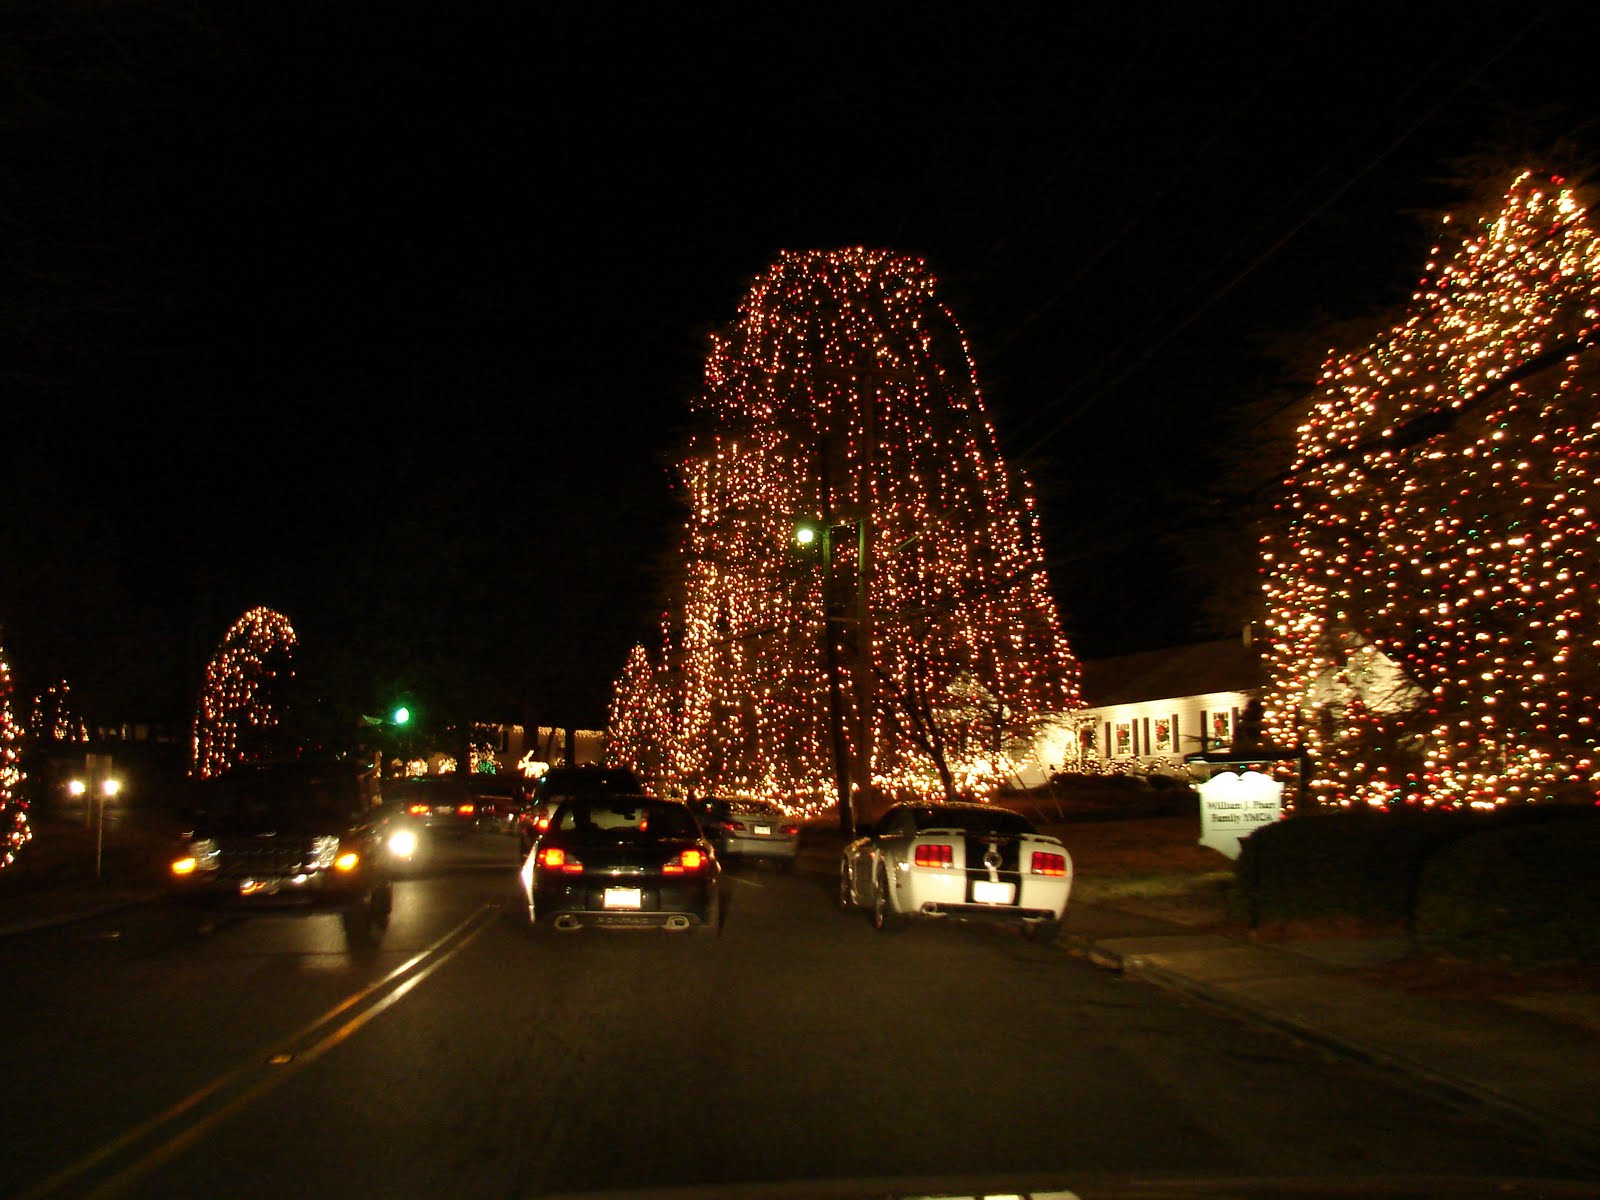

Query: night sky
[[2, 1, 1595, 729]]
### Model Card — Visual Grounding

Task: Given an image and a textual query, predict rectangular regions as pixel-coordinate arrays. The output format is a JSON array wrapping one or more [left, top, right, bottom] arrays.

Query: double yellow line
[[21, 904, 496, 1200]]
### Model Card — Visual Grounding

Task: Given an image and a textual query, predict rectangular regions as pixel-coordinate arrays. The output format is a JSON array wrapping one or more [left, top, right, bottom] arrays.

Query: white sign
[[1197, 770, 1283, 859]]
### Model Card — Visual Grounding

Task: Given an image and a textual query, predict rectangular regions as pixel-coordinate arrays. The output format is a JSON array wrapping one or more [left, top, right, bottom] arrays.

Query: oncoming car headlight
[[309, 835, 341, 871], [387, 828, 419, 860]]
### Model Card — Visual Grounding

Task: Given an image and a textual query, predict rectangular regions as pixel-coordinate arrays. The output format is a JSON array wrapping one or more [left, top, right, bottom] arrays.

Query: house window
[[1212, 709, 1232, 744], [1152, 716, 1174, 753], [1114, 722, 1132, 756]]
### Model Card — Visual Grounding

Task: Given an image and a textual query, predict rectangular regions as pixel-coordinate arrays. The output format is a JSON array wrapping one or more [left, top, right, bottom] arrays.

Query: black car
[[516, 765, 646, 858], [166, 760, 395, 944], [520, 794, 719, 933], [385, 775, 487, 838]]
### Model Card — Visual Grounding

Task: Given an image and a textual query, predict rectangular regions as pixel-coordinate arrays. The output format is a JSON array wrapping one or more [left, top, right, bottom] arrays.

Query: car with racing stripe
[[837, 801, 1070, 939]]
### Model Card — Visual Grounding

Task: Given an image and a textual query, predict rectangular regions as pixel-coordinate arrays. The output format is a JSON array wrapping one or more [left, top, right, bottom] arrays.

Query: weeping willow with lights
[[610, 249, 1081, 813], [191, 606, 298, 779], [0, 635, 27, 869], [1262, 172, 1600, 809]]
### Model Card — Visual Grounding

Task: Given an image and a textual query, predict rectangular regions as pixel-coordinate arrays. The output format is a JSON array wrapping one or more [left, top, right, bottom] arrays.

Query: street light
[[792, 514, 873, 837], [69, 776, 122, 878]]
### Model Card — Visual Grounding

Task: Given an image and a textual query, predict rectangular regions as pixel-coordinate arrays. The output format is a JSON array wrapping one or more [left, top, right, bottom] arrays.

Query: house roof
[[1079, 638, 1263, 708]]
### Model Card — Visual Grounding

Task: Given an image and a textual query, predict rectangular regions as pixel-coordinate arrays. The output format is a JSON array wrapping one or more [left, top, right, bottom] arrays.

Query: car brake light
[[1031, 851, 1067, 876], [408, 803, 429, 816], [663, 848, 706, 874], [722, 820, 744, 832], [783, 825, 800, 836], [539, 846, 584, 873], [914, 843, 953, 868], [458, 804, 475, 816], [537, 816, 551, 831]]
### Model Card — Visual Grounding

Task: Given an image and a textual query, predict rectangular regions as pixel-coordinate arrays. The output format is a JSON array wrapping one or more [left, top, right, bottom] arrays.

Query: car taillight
[[457, 804, 475, 816], [914, 843, 954, 868], [536, 815, 551, 831], [539, 847, 584, 873], [408, 803, 429, 816], [722, 820, 744, 832], [663, 848, 706, 874], [1031, 851, 1067, 876], [782, 825, 800, 836]]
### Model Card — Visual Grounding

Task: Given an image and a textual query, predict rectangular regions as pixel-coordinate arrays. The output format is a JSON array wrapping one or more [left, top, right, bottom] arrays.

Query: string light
[[1262, 172, 1600, 809], [609, 249, 1082, 813], [0, 637, 27, 869], [191, 607, 298, 780]]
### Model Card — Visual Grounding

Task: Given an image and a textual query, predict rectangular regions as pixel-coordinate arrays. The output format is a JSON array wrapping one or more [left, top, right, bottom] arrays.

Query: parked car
[[384, 775, 483, 838], [166, 760, 396, 944], [516, 765, 646, 858], [838, 801, 1071, 939], [696, 796, 800, 869], [519, 794, 719, 933]]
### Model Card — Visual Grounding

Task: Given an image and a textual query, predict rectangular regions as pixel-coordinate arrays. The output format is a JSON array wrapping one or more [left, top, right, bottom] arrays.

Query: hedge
[[1414, 818, 1600, 967]]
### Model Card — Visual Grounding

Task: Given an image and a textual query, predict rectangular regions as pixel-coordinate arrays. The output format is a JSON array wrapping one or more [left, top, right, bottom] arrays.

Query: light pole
[[795, 514, 874, 837]]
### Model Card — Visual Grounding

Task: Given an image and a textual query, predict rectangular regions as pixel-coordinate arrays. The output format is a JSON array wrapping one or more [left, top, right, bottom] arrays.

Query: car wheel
[[341, 892, 386, 947], [837, 862, 854, 911], [1021, 917, 1060, 943], [697, 891, 721, 936], [871, 865, 905, 933], [370, 881, 394, 927]]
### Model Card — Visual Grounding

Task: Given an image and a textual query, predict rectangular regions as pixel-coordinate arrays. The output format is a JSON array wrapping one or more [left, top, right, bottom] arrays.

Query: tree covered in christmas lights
[[191, 606, 299, 779], [29, 679, 88, 744], [612, 249, 1081, 814], [0, 633, 27, 869], [1262, 172, 1600, 809]]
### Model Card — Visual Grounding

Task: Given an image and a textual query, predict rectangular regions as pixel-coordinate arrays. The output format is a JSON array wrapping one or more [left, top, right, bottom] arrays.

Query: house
[[1070, 636, 1263, 772]]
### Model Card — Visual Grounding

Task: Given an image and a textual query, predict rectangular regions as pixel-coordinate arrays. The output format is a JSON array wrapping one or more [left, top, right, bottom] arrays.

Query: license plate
[[603, 888, 642, 909], [972, 880, 1014, 905], [754, 824, 772, 836]]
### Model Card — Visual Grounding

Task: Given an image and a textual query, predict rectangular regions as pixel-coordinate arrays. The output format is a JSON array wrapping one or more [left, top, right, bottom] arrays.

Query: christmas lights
[[1262, 173, 1600, 809], [191, 606, 298, 779], [609, 249, 1081, 813], [0, 637, 27, 869]]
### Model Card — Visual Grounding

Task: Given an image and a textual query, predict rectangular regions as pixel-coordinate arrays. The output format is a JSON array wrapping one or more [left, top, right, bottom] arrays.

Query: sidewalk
[[0, 817, 167, 937], [1060, 898, 1600, 1165]]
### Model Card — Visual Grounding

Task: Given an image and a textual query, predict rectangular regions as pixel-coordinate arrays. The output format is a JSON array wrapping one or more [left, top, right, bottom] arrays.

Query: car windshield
[[191, 767, 366, 832], [911, 806, 1034, 836], [555, 798, 699, 842]]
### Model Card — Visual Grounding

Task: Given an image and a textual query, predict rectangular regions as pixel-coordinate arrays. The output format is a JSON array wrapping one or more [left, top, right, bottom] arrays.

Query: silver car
[[700, 797, 800, 870]]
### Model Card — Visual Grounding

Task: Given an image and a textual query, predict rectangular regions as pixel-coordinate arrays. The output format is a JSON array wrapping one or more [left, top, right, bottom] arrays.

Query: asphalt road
[[0, 831, 1589, 1199]]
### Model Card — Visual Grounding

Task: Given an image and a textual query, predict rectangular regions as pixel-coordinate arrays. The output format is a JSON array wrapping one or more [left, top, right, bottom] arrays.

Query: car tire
[[341, 892, 386, 947], [871, 865, 905, 933], [697, 891, 721, 936], [1021, 917, 1060, 943]]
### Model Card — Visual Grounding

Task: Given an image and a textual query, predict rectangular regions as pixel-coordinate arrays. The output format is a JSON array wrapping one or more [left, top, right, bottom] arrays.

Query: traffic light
[[392, 705, 411, 726]]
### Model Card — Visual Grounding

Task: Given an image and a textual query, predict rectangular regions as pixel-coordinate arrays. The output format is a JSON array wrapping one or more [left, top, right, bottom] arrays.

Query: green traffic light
[[392, 706, 411, 726]]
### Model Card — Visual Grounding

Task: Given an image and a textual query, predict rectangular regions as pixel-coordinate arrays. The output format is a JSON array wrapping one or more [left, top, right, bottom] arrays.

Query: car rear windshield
[[912, 806, 1034, 836], [554, 798, 699, 842]]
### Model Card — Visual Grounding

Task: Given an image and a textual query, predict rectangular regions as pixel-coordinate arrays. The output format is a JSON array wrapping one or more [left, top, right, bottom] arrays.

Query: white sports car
[[838, 801, 1071, 939]]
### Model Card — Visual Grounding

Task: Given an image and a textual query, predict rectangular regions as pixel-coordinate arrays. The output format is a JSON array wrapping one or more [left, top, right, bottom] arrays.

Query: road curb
[[0, 892, 161, 939], [1063, 931, 1600, 1168]]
